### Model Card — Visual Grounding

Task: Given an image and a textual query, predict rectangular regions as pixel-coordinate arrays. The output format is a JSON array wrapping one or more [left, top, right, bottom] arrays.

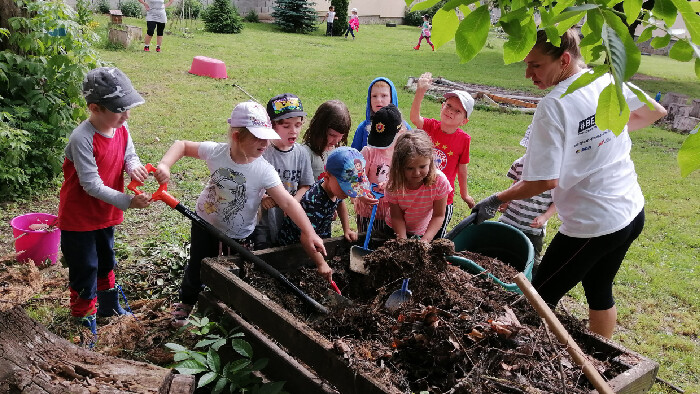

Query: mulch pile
[[241, 239, 625, 393]]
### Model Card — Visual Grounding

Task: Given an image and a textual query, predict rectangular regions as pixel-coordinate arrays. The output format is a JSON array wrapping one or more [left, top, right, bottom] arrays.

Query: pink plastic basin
[[189, 56, 228, 79], [11, 213, 61, 265]]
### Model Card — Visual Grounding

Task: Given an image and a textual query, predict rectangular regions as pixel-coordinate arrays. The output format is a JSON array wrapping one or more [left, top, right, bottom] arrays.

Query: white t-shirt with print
[[196, 142, 281, 239], [146, 0, 167, 23], [522, 70, 648, 238]]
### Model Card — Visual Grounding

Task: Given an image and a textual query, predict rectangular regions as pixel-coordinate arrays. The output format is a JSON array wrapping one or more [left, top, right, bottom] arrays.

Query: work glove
[[471, 194, 503, 225]]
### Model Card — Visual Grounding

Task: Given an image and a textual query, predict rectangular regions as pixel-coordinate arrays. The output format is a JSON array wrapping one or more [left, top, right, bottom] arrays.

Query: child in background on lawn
[[344, 8, 359, 39], [252, 93, 314, 249], [410, 71, 476, 239], [58, 67, 151, 346], [354, 104, 404, 238], [351, 77, 412, 151], [414, 14, 434, 51], [323, 5, 337, 36], [302, 100, 351, 179], [386, 132, 452, 241], [498, 125, 556, 270], [279, 147, 368, 268], [154, 101, 326, 327]]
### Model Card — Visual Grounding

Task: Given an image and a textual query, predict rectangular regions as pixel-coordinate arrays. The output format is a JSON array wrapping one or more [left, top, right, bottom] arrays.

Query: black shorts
[[531, 208, 645, 310], [146, 20, 166, 36]]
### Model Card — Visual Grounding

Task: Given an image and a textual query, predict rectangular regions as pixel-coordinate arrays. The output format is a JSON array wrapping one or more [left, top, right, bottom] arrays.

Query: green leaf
[[213, 376, 228, 394], [208, 348, 221, 372], [596, 84, 631, 136], [624, 0, 643, 24], [636, 25, 654, 43], [174, 359, 208, 375], [503, 16, 536, 64], [225, 359, 251, 374], [431, 8, 459, 49], [455, 5, 490, 63], [257, 381, 286, 394], [602, 10, 641, 80], [551, 6, 594, 25], [174, 352, 191, 362], [678, 128, 700, 177], [600, 22, 627, 85], [211, 338, 228, 351], [249, 357, 269, 371], [562, 65, 609, 98], [441, 0, 480, 11], [544, 26, 561, 47], [199, 371, 218, 388], [411, 0, 442, 12], [669, 39, 694, 62], [670, 0, 700, 44], [165, 343, 188, 352], [650, 34, 671, 49], [651, 0, 677, 28], [231, 339, 253, 358], [696, 58, 700, 79], [626, 83, 657, 110], [191, 351, 207, 365]]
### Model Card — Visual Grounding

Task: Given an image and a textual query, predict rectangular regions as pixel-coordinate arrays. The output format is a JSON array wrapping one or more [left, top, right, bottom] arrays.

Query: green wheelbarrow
[[445, 218, 534, 294]]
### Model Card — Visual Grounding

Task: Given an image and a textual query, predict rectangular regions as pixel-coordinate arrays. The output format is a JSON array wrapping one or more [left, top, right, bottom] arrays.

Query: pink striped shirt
[[386, 171, 451, 235]]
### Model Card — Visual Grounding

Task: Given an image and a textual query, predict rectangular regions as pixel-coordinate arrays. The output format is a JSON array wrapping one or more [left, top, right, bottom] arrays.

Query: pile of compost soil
[[240, 239, 623, 393]]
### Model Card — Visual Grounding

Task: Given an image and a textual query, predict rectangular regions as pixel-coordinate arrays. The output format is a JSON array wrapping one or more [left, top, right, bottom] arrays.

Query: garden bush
[[271, 0, 317, 34], [75, 0, 93, 25], [0, 0, 101, 201], [202, 0, 243, 34], [243, 9, 258, 23], [175, 0, 203, 19], [120, 0, 143, 18], [404, 0, 446, 26], [95, 0, 110, 14]]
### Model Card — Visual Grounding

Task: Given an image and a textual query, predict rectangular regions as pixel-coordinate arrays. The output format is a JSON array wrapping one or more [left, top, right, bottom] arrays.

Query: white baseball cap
[[227, 101, 280, 139], [443, 90, 475, 118], [351, 8, 357, 12]]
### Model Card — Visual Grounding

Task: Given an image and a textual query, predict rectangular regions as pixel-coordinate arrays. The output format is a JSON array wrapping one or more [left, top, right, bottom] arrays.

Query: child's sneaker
[[171, 302, 193, 328], [144, 45, 150, 52], [413, 45, 420, 50], [156, 46, 161, 52]]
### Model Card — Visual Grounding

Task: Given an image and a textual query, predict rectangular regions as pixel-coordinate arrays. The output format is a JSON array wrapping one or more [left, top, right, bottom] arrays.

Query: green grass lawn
[[4, 14, 699, 392]]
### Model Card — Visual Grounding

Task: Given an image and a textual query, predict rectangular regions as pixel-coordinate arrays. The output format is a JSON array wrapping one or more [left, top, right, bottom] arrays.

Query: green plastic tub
[[445, 221, 534, 294]]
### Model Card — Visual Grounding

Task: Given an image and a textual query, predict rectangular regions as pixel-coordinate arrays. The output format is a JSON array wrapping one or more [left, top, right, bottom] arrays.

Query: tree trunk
[[0, 306, 194, 393]]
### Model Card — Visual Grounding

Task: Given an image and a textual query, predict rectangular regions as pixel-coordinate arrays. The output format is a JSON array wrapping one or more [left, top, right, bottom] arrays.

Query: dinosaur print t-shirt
[[196, 142, 281, 239]]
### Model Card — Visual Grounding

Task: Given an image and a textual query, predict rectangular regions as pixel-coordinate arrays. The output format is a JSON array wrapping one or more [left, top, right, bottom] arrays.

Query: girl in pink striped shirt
[[386, 132, 452, 241]]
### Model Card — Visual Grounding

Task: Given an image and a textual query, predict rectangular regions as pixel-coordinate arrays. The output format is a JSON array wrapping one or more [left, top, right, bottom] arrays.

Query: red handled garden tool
[[349, 184, 383, 274], [128, 165, 329, 314]]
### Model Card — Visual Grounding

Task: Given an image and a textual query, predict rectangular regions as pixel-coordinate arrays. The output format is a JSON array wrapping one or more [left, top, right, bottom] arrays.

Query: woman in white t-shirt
[[467, 28, 667, 339], [138, 0, 174, 52]]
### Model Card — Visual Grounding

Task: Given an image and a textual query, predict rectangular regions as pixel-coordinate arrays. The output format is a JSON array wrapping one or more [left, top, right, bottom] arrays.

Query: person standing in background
[[139, 0, 174, 52]]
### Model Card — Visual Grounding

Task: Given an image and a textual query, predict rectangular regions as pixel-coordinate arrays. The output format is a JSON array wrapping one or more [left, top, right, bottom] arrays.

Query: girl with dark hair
[[301, 100, 351, 179]]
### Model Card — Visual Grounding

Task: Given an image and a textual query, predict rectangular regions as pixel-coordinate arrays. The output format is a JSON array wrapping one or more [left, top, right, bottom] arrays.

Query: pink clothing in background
[[386, 171, 452, 235]]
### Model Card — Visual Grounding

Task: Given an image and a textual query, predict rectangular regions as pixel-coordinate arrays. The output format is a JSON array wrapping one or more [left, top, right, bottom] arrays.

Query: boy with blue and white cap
[[278, 147, 369, 281]]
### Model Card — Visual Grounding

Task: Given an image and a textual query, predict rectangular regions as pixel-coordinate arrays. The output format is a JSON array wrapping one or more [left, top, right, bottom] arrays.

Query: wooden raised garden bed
[[199, 237, 658, 394]]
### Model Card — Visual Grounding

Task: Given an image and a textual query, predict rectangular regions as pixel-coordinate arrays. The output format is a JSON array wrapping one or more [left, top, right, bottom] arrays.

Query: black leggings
[[531, 208, 645, 310], [146, 21, 165, 36]]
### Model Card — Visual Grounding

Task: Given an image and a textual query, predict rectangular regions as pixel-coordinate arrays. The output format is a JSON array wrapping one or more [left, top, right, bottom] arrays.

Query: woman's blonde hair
[[387, 131, 436, 193], [533, 28, 583, 65]]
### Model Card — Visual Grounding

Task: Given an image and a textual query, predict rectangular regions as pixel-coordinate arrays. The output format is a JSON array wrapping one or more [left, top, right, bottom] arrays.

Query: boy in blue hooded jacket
[[351, 77, 411, 151]]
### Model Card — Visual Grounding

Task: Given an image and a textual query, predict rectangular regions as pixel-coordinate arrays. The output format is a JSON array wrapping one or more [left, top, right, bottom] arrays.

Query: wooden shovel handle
[[514, 273, 614, 394]]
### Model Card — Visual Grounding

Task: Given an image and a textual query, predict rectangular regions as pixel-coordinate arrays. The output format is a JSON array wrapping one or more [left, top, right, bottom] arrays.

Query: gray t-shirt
[[302, 144, 330, 180], [253, 143, 314, 246], [146, 0, 167, 23]]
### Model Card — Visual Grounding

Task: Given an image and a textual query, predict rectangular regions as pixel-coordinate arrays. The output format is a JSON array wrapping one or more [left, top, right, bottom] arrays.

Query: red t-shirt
[[58, 126, 128, 231], [421, 118, 471, 204]]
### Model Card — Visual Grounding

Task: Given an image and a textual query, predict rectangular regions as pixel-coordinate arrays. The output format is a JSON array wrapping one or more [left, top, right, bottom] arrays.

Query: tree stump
[[0, 306, 194, 393], [660, 92, 688, 108]]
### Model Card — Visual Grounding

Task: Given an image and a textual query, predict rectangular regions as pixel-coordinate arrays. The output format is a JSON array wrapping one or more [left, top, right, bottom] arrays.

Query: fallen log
[[0, 306, 194, 393]]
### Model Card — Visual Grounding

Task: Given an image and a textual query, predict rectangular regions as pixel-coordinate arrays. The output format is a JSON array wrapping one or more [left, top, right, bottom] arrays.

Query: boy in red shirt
[[58, 67, 151, 346], [410, 71, 476, 238]]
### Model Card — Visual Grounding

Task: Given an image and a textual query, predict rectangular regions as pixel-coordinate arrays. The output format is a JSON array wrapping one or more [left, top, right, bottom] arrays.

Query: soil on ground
[[240, 239, 625, 394]]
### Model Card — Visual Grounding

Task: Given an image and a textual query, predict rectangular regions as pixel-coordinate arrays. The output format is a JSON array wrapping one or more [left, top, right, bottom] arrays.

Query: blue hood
[[364, 77, 400, 122]]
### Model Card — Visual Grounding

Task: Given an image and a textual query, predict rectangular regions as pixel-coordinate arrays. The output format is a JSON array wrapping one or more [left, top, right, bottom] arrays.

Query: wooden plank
[[201, 258, 400, 394], [198, 292, 338, 394], [250, 236, 347, 272]]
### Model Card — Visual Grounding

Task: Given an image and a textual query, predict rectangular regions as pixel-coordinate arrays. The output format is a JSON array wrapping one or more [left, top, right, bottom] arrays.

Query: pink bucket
[[10, 213, 61, 266]]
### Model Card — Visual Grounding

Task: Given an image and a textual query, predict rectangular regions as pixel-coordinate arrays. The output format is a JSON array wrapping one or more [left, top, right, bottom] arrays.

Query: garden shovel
[[384, 278, 412, 313], [128, 166, 329, 315], [349, 185, 384, 275]]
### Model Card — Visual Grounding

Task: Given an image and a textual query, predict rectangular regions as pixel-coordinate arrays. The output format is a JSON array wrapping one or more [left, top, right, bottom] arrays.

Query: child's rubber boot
[[431, 44, 435, 51], [97, 288, 127, 317], [76, 313, 98, 348], [413, 44, 420, 50]]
